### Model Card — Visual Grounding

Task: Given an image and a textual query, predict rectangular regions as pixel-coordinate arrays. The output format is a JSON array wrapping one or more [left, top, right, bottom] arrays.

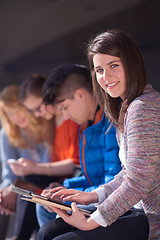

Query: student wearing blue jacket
[[36, 64, 121, 235], [63, 112, 120, 192]]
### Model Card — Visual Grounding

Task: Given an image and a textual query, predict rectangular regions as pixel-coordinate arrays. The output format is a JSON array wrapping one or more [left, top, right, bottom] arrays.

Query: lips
[[18, 121, 25, 126], [17, 119, 27, 127], [106, 81, 119, 88]]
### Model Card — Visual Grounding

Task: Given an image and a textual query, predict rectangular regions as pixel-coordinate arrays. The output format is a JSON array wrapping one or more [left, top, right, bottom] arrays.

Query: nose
[[12, 114, 20, 123], [103, 69, 110, 81], [34, 111, 42, 118], [102, 69, 106, 79]]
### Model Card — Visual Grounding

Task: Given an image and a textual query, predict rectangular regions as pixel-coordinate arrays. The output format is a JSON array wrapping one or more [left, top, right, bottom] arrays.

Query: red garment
[[51, 119, 80, 164]]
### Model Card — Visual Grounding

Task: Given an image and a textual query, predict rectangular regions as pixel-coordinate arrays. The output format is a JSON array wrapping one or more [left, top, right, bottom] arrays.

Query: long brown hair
[[19, 74, 55, 148], [87, 30, 147, 130], [0, 85, 43, 148]]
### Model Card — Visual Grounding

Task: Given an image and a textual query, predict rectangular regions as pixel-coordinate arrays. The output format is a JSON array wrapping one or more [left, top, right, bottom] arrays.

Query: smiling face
[[93, 53, 126, 100]]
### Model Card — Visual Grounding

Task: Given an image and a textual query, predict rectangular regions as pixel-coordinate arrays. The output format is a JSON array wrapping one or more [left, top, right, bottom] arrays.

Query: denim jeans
[[36, 204, 57, 227]]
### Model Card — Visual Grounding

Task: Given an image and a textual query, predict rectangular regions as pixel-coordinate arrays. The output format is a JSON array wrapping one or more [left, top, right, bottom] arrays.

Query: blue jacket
[[0, 128, 50, 188], [63, 109, 121, 192]]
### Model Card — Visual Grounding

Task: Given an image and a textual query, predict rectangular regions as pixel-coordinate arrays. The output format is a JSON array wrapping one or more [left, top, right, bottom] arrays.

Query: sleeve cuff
[[91, 209, 108, 227], [92, 187, 107, 205]]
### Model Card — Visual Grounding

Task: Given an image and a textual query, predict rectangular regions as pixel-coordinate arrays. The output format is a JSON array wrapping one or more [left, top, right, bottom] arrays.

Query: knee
[[37, 224, 52, 240]]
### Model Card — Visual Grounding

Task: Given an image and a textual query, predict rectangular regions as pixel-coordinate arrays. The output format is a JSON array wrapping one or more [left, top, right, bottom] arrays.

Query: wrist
[[34, 163, 44, 175], [86, 217, 100, 230], [90, 191, 99, 203], [47, 163, 51, 176]]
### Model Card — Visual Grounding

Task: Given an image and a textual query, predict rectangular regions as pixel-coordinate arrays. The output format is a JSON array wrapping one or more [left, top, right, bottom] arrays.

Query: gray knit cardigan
[[97, 85, 160, 239]]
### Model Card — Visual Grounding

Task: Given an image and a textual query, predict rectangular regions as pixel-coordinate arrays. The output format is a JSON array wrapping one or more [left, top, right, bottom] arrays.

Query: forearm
[[0, 130, 18, 185], [0, 177, 14, 188], [101, 169, 125, 196], [36, 159, 75, 176], [1, 157, 16, 187]]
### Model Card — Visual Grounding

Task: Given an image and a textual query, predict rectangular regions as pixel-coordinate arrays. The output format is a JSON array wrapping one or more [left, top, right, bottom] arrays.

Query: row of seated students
[[0, 64, 121, 239], [1, 29, 159, 240]]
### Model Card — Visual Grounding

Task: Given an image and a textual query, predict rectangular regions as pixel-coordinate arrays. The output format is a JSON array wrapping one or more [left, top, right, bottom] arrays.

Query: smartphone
[[8, 158, 17, 163]]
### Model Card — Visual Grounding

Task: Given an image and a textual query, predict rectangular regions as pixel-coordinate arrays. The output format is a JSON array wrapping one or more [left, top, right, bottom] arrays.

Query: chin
[[45, 115, 53, 120], [108, 92, 119, 98], [19, 123, 27, 128], [72, 119, 79, 125]]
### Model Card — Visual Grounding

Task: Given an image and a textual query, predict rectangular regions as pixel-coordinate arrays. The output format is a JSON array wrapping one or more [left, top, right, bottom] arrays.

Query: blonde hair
[[0, 85, 43, 148]]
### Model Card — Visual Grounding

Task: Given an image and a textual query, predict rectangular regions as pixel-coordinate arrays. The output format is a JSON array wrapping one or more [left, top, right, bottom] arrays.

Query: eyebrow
[[94, 60, 121, 70]]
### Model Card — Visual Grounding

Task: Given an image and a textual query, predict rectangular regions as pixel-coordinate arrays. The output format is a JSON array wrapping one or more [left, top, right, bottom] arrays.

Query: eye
[[59, 105, 68, 111], [63, 106, 68, 110], [95, 68, 103, 74], [110, 63, 118, 68]]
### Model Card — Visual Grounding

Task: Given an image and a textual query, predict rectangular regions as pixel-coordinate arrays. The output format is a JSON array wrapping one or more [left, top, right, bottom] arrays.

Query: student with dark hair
[[42, 64, 92, 107], [36, 63, 121, 237], [43, 64, 120, 189], [38, 30, 159, 240]]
